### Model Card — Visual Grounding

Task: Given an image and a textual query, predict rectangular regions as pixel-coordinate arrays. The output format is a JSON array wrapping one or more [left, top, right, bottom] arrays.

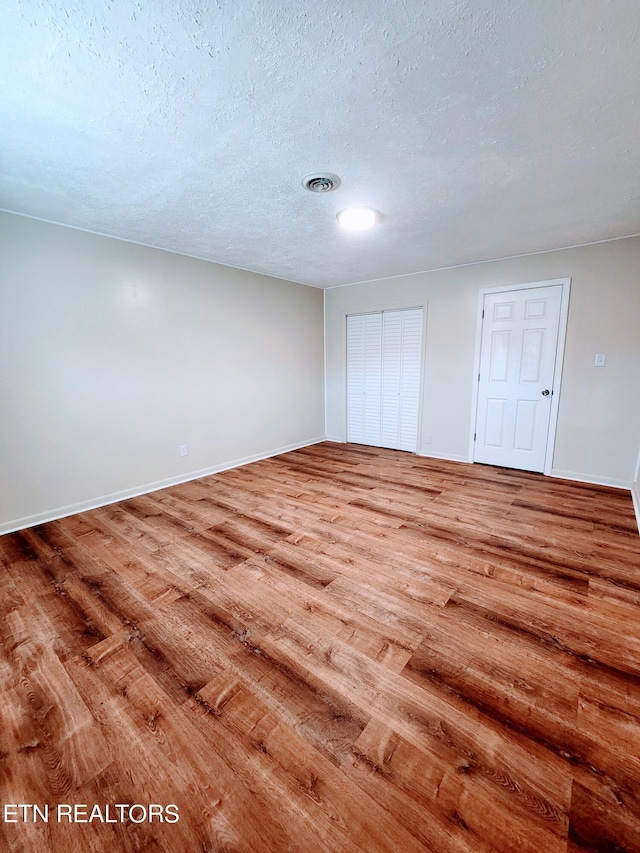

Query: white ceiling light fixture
[[336, 207, 382, 233]]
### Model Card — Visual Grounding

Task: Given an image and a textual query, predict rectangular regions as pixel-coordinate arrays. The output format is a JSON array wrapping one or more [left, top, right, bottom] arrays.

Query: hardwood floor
[[1, 442, 639, 852]]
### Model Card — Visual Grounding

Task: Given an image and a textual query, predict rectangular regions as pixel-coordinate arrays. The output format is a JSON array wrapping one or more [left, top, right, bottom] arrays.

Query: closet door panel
[[346, 314, 365, 444], [362, 313, 383, 445], [381, 311, 402, 448], [398, 308, 423, 452], [347, 308, 422, 452]]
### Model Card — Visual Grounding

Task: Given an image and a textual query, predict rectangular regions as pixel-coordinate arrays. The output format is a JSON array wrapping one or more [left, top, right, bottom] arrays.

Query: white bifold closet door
[[347, 308, 423, 452]]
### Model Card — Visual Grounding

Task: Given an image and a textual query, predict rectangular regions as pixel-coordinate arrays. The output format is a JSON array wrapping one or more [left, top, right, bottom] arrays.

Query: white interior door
[[347, 308, 423, 452], [474, 285, 563, 472]]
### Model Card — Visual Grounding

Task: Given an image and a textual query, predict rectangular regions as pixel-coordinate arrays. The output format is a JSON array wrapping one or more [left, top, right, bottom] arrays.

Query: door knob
[[542, 389, 550, 396]]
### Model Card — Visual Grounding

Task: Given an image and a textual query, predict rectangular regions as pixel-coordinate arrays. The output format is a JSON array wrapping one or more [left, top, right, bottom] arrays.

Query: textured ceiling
[[1, 1, 639, 288]]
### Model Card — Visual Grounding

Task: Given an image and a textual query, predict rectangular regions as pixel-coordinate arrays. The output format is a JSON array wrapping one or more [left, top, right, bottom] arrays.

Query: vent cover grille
[[302, 173, 341, 193]]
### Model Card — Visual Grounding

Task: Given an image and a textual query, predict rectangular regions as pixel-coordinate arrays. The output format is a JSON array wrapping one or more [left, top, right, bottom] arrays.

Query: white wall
[[325, 237, 640, 489], [0, 212, 325, 533]]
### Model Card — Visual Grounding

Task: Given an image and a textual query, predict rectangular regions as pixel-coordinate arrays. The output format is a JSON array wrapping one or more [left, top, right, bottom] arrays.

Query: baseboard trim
[[417, 450, 470, 464], [631, 482, 640, 535], [0, 436, 327, 536], [325, 436, 345, 443], [550, 469, 632, 490]]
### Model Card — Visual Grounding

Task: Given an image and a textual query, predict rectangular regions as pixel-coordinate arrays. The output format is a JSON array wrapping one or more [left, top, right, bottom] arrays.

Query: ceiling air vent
[[302, 173, 341, 192]]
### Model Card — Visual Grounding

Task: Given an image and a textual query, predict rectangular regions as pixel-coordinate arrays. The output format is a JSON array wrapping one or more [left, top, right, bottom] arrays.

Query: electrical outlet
[[423, 434, 432, 444], [594, 353, 607, 367], [179, 444, 188, 457]]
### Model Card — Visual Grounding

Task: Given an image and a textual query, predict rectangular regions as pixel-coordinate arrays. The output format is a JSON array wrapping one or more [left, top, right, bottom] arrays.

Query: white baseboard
[[0, 436, 327, 536], [632, 481, 640, 535], [550, 469, 632, 490], [417, 450, 470, 464], [325, 436, 345, 443]]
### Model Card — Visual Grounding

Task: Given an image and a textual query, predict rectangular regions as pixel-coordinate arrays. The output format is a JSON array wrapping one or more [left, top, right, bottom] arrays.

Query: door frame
[[468, 278, 571, 475]]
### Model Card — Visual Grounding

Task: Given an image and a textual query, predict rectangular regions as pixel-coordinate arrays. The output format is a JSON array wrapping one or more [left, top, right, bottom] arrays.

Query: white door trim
[[468, 278, 571, 475]]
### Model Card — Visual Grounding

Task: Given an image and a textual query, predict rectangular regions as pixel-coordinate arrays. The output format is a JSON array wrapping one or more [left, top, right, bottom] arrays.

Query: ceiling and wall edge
[[0, 207, 319, 290], [324, 232, 640, 290], [4, 205, 640, 291]]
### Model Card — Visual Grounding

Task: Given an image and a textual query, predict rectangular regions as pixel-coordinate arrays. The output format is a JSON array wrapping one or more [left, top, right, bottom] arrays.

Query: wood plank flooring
[[1, 442, 639, 852]]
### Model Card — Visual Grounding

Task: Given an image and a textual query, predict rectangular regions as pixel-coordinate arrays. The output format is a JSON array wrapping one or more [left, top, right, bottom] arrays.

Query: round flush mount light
[[336, 207, 382, 232], [302, 173, 341, 192]]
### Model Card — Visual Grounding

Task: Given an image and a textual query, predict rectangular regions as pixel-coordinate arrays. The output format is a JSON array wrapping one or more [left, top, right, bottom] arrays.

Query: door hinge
[[474, 433, 477, 441], [482, 309, 485, 318], [478, 373, 480, 382]]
